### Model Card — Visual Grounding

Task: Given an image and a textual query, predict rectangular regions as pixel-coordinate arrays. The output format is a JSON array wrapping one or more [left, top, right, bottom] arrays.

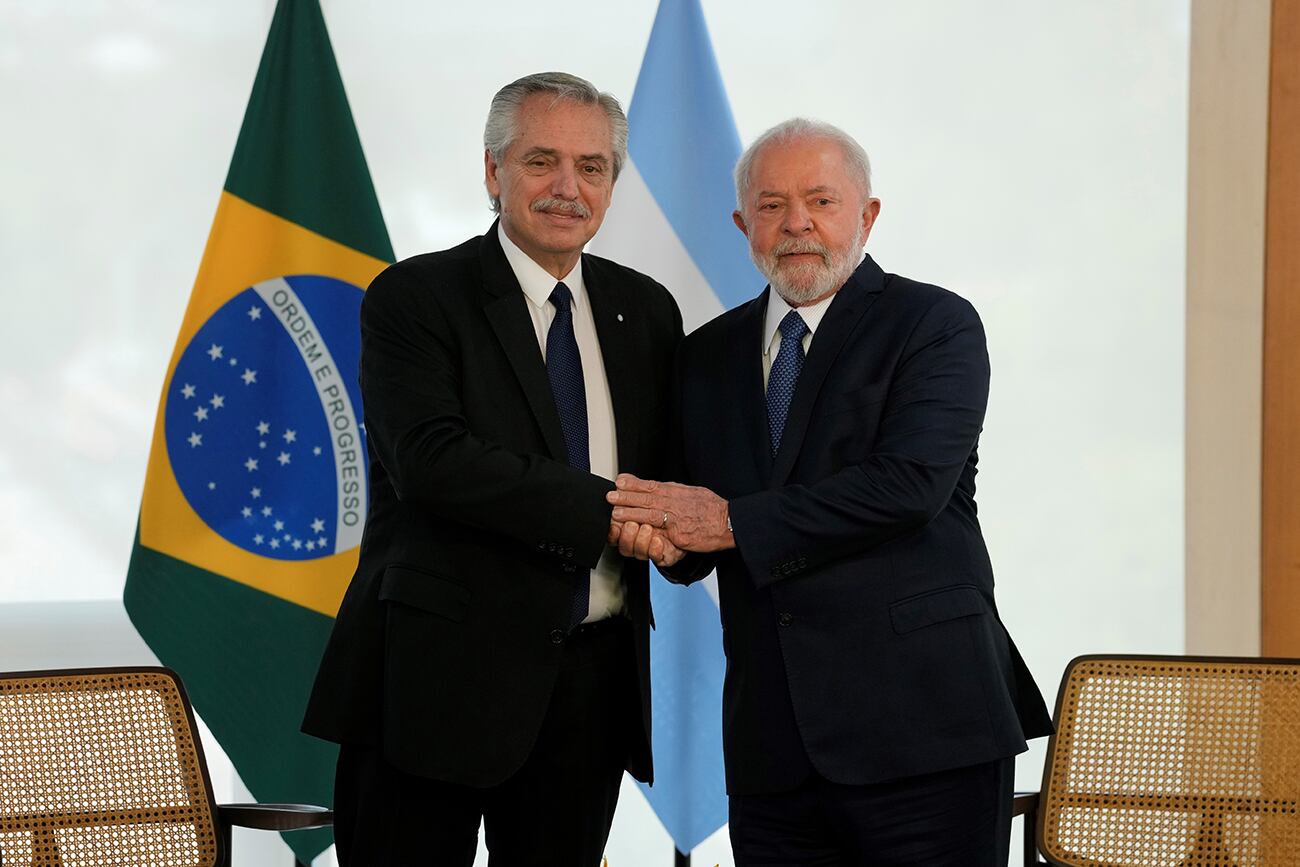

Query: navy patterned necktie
[[545, 282, 591, 626], [766, 310, 809, 457]]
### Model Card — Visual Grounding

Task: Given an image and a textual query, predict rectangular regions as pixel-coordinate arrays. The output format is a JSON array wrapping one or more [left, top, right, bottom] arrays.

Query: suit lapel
[[583, 257, 638, 472], [734, 291, 773, 487], [770, 256, 887, 486], [479, 226, 569, 463]]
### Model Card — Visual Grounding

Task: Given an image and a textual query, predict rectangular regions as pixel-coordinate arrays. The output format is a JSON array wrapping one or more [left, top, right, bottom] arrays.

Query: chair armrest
[[1013, 791, 1039, 817], [1013, 792, 1041, 865], [216, 802, 333, 832]]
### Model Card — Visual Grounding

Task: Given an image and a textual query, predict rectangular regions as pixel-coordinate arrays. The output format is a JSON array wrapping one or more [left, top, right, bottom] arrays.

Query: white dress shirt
[[498, 224, 625, 622], [761, 289, 837, 388]]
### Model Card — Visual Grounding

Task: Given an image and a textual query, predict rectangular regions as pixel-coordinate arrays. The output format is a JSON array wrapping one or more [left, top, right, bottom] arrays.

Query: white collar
[[762, 287, 837, 356], [497, 222, 586, 310]]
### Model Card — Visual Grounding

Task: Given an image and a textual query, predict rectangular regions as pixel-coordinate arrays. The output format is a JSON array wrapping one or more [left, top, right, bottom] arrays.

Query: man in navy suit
[[608, 118, 1052, 865]]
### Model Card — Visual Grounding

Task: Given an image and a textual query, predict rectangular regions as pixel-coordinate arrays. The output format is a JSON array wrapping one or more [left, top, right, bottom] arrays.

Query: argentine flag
[[592, 0, 759, 853]]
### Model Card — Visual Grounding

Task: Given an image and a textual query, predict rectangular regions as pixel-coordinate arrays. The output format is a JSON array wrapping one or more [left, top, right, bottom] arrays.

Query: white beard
[[752, 224, 866, 306]]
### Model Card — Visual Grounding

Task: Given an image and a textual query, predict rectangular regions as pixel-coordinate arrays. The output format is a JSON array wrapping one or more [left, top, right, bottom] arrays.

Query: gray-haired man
[[303, 72, 683, 865]]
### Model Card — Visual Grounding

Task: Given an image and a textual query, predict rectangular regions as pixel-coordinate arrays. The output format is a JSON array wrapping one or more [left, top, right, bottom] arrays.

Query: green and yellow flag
[[124, 0, 391, 860]]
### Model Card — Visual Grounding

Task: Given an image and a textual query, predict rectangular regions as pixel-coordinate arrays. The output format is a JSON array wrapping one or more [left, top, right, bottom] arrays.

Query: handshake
[[605, 473, 735, 568]]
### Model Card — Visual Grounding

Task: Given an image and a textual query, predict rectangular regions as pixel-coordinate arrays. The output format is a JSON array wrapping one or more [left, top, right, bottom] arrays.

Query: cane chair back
[[0, 668, 221, 867], [1037, 655, 1300, 866]]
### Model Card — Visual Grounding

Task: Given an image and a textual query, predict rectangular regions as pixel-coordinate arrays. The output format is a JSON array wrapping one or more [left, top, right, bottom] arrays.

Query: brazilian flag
[[124, 0, 391, 861]]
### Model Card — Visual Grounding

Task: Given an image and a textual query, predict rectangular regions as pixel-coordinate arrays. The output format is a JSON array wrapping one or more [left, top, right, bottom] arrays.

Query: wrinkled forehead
[[754, 140, 859, 195], [510, 95, 614, 156]]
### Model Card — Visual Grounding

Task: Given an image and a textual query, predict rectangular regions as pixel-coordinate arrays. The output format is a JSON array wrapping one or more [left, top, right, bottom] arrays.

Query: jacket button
[[778, 612, 794, 627], [549, 629, 565, 645]]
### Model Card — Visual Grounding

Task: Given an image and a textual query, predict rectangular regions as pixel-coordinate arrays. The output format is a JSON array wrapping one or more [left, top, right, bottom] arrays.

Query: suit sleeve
[[728, 293, 989, 587], [360, 263, 613, 568]]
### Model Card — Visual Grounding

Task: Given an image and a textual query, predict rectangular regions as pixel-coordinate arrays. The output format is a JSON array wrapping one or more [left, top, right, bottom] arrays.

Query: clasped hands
[[606, 473, 734, 568]]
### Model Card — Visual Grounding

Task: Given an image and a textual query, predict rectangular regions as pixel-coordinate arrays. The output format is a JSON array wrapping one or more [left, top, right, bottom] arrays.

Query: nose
[[551, 162, 580, 199], [782, 200, 812, 234]]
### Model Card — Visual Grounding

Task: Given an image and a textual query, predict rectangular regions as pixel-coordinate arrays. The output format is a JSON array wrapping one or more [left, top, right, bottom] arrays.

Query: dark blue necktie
[[766, 310, 809, 457], [545, 282, 591, 625]]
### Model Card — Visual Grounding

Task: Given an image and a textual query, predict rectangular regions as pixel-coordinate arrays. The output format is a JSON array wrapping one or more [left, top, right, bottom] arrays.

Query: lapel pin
[[616, 313, 624, 322]]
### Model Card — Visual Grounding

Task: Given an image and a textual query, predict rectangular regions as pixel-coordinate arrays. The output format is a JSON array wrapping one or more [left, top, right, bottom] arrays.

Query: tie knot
[[549, 282, 573, 313], [779, 310, 809, 341]]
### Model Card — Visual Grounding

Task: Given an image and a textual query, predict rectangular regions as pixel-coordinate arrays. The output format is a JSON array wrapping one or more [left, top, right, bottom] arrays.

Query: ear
[[484, 149, 501, 200], [860, 198, 881, 242], [732, 210, 749, 238]]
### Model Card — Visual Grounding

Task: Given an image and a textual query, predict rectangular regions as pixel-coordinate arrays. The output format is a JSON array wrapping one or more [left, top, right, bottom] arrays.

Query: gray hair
[[483, 72, 629, 213], [734, 118, 873, 213]]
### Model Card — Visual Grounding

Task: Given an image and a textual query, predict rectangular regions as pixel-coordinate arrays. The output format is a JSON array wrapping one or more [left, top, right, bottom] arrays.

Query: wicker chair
[[1015, 654, 1300, 866], [0, 667, 331, 867]]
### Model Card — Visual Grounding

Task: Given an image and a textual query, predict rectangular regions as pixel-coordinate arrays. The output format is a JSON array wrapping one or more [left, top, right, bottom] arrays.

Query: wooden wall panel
[[1186, 0, 1269, 655], [1263, 0, 1300, 656]]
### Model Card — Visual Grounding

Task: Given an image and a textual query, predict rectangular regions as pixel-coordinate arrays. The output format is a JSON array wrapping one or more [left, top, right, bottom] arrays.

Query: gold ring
[[660, 511, 669, 529]]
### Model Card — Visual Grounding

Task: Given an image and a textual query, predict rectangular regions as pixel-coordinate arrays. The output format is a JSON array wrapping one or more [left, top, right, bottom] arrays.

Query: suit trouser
[[728, 755, 1016, 867], [333, 617, 636, 867]]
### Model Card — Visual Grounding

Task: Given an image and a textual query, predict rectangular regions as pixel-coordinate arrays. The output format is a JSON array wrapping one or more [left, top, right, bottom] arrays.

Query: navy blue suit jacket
[[671, 254, 1052, 795]]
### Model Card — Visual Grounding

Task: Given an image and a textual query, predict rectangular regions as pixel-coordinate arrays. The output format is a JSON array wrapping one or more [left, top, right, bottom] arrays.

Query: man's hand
[[608, 520, 685, 567], [606, 474, 735, 553]]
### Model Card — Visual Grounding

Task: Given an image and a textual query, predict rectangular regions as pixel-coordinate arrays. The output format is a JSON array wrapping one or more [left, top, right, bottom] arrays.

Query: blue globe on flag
[[164, 274, 368, 561]]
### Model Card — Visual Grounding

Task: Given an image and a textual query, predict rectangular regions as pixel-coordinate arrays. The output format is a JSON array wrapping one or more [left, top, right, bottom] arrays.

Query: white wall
[[0, 1, 1189, 864]]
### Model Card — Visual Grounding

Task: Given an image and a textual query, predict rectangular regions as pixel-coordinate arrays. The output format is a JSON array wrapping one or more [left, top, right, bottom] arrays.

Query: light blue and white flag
[[592, 0, 759, 853]]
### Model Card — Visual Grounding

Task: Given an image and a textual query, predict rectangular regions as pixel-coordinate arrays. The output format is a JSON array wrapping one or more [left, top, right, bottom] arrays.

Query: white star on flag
[[194, 406, 209, 422], [257, 421, 270, 435], [244, 458, 259, 472], [207, 344, 223, 361], [210, 394, 225, 409], [254, 534, 264, 544], [317, 537, 328, 547], [283, 429, 297, 443], [242, 368, 258, 385], [306, 540, 316, 551], [274, 520, 285, 531], [188, 432, 202, 448], [313, 446, 322, 456], [241, 507, 252, 518], [181, 383, 196, 399], [248, 306, 262, 320], [269, 538, 280, 549], [292, 539, 303, 550], [262, 506, 272, 517], [311, 518, 326, 533], [250, 487, 261, 499], [277, 451, 291, 466]]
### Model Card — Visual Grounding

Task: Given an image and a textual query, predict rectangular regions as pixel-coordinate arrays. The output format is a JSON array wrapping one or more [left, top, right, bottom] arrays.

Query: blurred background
[[0, 1, 1198, 864]]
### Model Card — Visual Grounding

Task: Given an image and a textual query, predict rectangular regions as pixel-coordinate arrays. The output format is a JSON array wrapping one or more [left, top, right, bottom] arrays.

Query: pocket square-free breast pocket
[[819, 382, 889, 416]]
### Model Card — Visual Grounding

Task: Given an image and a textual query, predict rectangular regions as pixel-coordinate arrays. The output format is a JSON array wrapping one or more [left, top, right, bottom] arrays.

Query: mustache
[[769, 238, 831, 265], [531, 197, 591, 219]]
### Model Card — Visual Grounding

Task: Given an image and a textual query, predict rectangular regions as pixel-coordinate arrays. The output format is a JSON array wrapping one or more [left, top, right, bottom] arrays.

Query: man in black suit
[[608, 119, 1052, 865], [302, 72, 682, 866]]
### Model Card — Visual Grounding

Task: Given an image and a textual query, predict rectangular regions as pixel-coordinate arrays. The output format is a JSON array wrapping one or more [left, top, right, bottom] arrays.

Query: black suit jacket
[[671, 255, 1052, 795], [303, 224, 682, 787]]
